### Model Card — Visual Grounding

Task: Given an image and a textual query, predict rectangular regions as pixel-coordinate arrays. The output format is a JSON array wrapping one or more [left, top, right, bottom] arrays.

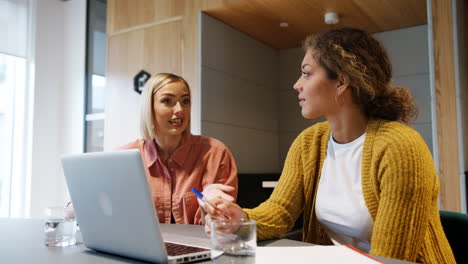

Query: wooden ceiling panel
[[204, 0, 427, 49], [352, 0, 427, 30]]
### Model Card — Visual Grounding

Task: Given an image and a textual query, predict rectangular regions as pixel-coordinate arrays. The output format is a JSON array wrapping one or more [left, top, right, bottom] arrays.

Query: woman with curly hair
[[201, 28, 455, 264]]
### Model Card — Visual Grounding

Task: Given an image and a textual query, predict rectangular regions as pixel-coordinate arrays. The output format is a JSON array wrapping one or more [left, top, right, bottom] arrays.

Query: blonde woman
[[201, 28, 455, 263], [121, 73, 238, 225]]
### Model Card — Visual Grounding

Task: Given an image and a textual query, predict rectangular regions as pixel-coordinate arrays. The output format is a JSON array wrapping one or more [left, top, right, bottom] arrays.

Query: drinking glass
[[210, 219, 256, 257], [44, 206, 77, 247]]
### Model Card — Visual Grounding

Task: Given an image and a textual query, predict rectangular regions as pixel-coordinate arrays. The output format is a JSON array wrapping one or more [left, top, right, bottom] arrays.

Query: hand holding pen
[[191, 188, 231, 219], [191, 185, 248, 236]]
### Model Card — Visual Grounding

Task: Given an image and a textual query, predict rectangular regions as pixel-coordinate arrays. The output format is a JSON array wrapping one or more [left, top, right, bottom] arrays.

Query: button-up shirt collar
[[143, 133, 192, 171]]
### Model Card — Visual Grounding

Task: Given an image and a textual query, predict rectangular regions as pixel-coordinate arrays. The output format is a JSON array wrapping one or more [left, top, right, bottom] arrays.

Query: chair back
[[440, 210, 468, 264]]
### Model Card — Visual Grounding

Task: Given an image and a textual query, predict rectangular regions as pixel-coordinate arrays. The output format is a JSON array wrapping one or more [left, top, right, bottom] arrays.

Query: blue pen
[[191, 187, 231, 219]]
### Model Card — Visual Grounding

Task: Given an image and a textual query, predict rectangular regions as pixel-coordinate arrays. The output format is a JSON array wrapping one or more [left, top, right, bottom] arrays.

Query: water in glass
[[44, 207, 77, 247]]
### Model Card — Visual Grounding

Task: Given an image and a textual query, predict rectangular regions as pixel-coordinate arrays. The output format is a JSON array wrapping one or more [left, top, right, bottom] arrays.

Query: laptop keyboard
[[164, 242, 208, 256]]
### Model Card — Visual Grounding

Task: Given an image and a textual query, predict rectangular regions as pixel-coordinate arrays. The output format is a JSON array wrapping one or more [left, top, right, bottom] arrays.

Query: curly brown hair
[[303, 27, 418, 124]]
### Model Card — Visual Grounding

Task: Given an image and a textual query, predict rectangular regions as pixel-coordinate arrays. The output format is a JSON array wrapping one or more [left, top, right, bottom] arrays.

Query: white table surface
[[0, 218, 416, 264]]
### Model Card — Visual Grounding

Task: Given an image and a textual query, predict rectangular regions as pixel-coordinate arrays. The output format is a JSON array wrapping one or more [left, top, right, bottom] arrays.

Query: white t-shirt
[[315, 133, 374, 253]]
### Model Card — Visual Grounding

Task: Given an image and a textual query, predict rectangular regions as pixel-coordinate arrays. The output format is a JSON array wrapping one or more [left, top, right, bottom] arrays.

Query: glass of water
[[44, 206, 77, 247], [210, 218, 256, 257]]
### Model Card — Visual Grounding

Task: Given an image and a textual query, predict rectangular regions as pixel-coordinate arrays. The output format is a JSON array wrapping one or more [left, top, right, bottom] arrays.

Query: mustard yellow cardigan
[[244, 119, 455, 263]]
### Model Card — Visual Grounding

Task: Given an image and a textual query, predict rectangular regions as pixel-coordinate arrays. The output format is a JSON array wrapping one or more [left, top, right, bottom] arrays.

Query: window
[[0, 54, 27, 216], [85, 0, 107, 152], [0, 0, 32, 217]]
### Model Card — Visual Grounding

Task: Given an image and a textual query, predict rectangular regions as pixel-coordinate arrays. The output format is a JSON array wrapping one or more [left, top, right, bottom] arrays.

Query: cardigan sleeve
[[244, 133, 306, 240], [369, 129, 437, 261]]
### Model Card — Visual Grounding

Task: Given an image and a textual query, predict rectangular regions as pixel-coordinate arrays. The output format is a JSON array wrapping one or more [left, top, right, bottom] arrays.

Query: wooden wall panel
[[456, 0, 468, 212], [143, 22, 183, 75], [107, 0, 184, 35], [431, 0, 461, 211], [105, 0, 224, 147], [105, 21, 182, 149]]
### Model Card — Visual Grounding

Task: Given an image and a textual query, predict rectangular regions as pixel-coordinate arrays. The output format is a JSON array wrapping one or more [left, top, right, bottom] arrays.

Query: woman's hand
[[201, 184, 235, 202], [202, 197, 247, 236]]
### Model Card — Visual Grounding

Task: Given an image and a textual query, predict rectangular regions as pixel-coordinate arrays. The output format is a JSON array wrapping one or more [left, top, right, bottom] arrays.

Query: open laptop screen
[[61, 149, 211, 263]]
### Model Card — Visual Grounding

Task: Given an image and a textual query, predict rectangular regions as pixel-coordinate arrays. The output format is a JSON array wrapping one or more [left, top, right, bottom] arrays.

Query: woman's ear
[[336, 75, 349, 96]]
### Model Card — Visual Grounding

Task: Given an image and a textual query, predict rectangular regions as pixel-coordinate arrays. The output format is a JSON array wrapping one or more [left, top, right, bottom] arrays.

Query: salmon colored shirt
[[120, 134, 238, 225]]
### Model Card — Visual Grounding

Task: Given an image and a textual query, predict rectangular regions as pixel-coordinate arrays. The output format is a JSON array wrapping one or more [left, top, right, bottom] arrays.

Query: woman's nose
[[174, 101, 183, 113], [293, 77, 302, 91]]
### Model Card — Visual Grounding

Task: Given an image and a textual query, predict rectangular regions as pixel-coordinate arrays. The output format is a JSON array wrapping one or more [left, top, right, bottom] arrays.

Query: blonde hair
[[140, 73, 190, 139]]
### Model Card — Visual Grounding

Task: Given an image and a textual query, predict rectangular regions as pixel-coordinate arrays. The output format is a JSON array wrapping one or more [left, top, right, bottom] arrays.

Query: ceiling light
[[280, 22, 289, 28], [324, 12, 339, 25]]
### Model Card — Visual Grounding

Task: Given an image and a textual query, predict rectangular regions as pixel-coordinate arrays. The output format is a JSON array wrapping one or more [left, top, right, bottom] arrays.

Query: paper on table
[[255, 245, 382, 264]]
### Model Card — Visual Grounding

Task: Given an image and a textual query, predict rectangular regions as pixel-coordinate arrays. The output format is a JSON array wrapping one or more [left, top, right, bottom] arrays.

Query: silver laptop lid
[[61, 149, 168, 263]]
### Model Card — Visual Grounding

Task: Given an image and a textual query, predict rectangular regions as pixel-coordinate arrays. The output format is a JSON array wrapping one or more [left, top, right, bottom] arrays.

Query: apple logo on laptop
[[98, 192, 113, 216]]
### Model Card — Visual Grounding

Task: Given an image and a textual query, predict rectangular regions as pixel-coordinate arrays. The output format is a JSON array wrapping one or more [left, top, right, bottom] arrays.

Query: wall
[[104, 0, 225, 151], [200, 13, 280, 173], [374, 25, 433, 153], [104, 2, 183, 150], [29, 0, 86, 217], [278, 48, 323, 165], [201, 17, 432, 173]]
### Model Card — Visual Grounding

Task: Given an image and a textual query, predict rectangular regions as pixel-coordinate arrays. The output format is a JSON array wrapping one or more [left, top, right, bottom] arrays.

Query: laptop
[[61, 149, 211, 264]]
